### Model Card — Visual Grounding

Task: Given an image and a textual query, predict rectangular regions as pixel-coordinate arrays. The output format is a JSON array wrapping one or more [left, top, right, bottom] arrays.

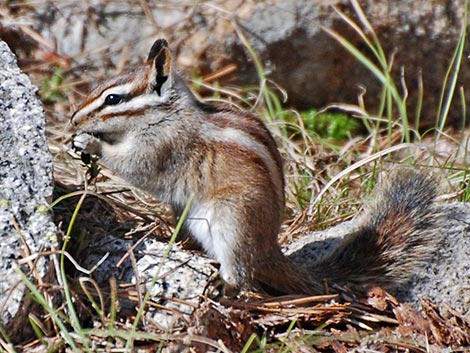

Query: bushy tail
[[310, 169, 444, 295]]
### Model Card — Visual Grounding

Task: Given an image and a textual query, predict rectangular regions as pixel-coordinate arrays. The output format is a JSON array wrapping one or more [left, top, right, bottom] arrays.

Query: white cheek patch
[[101, 133, 136, 159], [73, 79, 172, 126]]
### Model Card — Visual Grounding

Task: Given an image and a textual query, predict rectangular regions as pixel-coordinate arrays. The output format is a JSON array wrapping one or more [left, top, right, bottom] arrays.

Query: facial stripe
[[71, 77, 160, 126], [99, 94, 166, 115]]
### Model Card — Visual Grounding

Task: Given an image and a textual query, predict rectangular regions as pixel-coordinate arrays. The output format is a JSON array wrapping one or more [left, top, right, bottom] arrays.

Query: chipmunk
[[70, 39, 443, 297]]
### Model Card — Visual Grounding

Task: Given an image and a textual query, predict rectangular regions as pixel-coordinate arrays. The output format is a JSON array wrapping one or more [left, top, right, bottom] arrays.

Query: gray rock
[[133, 239, 215, 327], [79, 231, 216, 328], [32, 2, 185, 69], [0, 40, 55, 339], [406, 203, 470, 316]]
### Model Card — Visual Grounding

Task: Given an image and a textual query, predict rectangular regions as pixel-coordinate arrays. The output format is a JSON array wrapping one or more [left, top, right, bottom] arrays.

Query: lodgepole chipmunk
[[70, 39, 443, 296]]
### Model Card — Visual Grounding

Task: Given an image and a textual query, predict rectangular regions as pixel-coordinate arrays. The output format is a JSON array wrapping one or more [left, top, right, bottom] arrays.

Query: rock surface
[[0, 41, 55, 338], [7, 0, 467, 127], [79, 231, 216, 327], [406, 203, 470, 316]]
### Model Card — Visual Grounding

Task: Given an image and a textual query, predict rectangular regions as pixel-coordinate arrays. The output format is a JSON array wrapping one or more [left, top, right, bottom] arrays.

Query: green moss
[[302, 110, 362, 140], [283, 109, 363, 141], [40, 67, 67, 103]]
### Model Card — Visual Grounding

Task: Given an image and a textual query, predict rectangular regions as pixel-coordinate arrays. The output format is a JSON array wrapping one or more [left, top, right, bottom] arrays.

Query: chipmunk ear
[[147, 38, 173, 96]]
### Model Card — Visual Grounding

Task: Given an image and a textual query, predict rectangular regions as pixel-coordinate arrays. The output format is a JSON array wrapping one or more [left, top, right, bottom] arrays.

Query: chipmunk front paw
[[72, 133, 102, 157]]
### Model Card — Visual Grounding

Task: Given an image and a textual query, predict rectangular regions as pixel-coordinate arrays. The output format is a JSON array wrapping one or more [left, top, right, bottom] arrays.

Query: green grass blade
[[13, 264, 80, 352], [460, 86, 467, 129], [240, 333, 258, 353], [435, 1, 467, 137], [59, 191, 90, 350], [323, 26, 410, 141]]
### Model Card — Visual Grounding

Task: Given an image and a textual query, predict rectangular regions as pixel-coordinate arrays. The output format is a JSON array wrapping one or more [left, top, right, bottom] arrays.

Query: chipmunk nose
[[65, 109, 77, 134], [67, 114, 78, 135], [70, 109, 87, 128]]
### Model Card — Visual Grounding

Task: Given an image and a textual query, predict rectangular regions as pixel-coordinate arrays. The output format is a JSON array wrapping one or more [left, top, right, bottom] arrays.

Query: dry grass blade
[[217, 290, 405, 333], [257, 294, 339, 307], [307, 143, 415, 215]]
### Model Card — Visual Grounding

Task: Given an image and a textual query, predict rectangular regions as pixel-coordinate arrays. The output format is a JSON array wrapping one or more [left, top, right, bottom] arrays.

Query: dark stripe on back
[[205, 111, 284, 185]]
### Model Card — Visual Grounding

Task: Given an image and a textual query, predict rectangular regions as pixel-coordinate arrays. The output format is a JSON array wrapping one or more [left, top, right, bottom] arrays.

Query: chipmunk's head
[[70, 38, 176, 131]]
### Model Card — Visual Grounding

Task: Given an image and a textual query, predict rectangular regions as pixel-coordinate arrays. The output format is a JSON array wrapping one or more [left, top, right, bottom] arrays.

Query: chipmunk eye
[[104, 94, 124, 106]]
